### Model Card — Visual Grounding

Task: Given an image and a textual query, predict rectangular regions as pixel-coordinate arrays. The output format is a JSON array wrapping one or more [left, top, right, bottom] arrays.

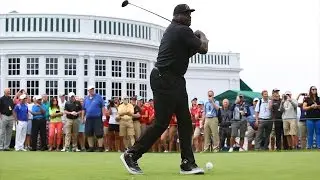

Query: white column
[[0, 54, 7, 96], [19, 18, 22, 32], [58, 56, 65, 94], [20, 56, 27, 89], [77, 54, 84, 97], [135, 61, 139, 95], [39, 56, 46, 94], [88, 55, 95, 87], [8, 18, 12, 32]]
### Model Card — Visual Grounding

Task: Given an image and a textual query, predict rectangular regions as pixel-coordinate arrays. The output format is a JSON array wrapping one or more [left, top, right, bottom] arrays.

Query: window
[[33, 18, 37, 31], [22, 18, 25, 31], [126, 83, 135, 98], [126, 61, 135, 78], [111, 60, 121, 77], [148, 27, 151, 40], [78, 19, 80, 32], [50, 18, 54, 32], [118, 22, 121, 35], [27, 81, 39, 98], [64, 58, 77, 76], [134, 24, 137, 37], [104, 21, 107, 34], [142, 26, 145, 39], [28, 18, 31, 31], [11, 18, 14, 32], [138, 25, 141, 38], [109, 21, 112, 34], [16, 18, 20, 31], [39, 18, 42, 31], [84, 58, 88, 76], [95, 81, 106, 100], [67, 19, 71, 32], [99, 20, 102, 33], [84, 81, 88, 97], [111, 82, 122, 99], [227, 56, 230, 65], [45, 57, 58, 75], [215, 55, 217, 64], [73, 19, 76, 32], [64, 81, 77, 96], [8, 58, 20, 75], [5, 18, 9, 32], [139, 84, 147, 102], [45, 80, 58, 100], [122, 23, 125, 36], [45, 18, 48, 31], [127, 23, 130, 36], [7, 81, 20, 99], [95, 59, 106, 76], [27, 58, 39, 75], [113, 22, 116, 35], [62, 19, 65, 32], [56, 18, 59, 32], [131, 24, 134, 37], [139, 63, 147, 79]]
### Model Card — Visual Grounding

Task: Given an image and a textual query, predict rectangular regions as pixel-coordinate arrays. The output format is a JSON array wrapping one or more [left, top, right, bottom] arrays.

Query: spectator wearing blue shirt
[[82, 86, 105, 152], [13, 94, 29, 151], [42, 94, 50, 121], [203, 90, 220, 152], [30, 95, 47, 151], [247, 98, 259, 150]]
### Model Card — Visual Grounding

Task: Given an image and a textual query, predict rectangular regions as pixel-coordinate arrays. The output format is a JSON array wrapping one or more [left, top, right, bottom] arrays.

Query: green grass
[[0, 151, 319, 180]]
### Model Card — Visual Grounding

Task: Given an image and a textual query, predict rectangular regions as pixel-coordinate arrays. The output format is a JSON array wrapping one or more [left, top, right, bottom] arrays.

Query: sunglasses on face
[[312, 89, 317, 91]]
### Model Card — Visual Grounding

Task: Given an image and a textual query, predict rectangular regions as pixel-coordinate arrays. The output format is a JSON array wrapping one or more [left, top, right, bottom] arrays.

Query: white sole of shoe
[[180, 168, 205, 175], [120, 154, 143, 175]]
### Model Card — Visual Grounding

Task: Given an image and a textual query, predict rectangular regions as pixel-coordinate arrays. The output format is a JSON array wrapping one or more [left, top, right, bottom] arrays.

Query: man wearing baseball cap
[[13, 94, 28, 151], [121, 3, 208, 175]]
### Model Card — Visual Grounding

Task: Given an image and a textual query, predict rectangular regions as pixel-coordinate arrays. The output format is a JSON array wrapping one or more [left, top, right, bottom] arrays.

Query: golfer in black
[[121, 4, 209, 175]]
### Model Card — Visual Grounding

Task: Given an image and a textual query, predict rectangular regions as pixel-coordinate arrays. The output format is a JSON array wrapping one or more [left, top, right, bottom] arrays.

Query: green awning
[[240, 79, 253, 91], [215, 90, 261, 104]]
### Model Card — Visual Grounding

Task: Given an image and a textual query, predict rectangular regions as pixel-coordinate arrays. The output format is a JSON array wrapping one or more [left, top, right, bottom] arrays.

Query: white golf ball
[[205, 162, 213, 170]]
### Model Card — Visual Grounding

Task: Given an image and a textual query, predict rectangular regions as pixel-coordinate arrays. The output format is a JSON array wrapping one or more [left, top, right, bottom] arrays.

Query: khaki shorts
[[193, 127, 201, 138], [119, 120, 135, 136], [103, 127, 109, 135], [283, 119, 298, 136]]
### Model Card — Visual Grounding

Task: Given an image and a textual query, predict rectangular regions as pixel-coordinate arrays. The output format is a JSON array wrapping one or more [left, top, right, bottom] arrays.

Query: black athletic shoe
[[120, 151, 143, 175], [87, 147, 94, 152], [180, 159, 204, 175]]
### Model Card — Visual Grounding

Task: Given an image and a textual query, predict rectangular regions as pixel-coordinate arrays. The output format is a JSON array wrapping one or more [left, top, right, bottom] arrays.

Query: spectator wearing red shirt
[[140, 102, 150, 134], [103, 105, 109, 152], [192, 101, 204, 152], [168, 114, 178, 152], [190, 98, 198, 129]]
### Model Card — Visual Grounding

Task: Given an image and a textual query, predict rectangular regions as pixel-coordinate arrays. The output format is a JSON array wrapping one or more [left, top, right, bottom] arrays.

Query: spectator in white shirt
[[254, 90, 273, 150]]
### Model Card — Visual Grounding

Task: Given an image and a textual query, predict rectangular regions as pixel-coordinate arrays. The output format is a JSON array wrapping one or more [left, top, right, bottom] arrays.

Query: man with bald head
[[0, 88, 15, 151]]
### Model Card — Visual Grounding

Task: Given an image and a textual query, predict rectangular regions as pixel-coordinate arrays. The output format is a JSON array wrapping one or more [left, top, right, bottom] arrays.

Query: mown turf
[[0, 151, 319, 180]]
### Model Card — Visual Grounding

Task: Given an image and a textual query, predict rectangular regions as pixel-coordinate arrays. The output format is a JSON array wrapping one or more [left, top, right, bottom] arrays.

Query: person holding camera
[[303, 86, 320, 149], [62, 92, 82, 152], [48, 97, 63, 151], [217, 99, 232, 151], [107, 99, 121, 152], [280, 91, 298, 149], [229, 94, 250, 152], [203, 90, 220, 152]]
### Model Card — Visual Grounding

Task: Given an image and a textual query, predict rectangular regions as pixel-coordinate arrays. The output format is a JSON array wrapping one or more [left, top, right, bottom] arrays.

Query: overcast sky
[[1, 0, 319, 96]]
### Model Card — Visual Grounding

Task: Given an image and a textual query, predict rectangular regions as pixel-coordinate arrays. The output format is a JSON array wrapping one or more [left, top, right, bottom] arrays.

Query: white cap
[[88, 85, 95, 90], [137, 96, 143, 101], [284, 91, 292, 95], [122, 95, 129, 99], [68, 92, 76, 97], [19, 94, 27, 100], [253, 98, 259, 102], [58, 92, 65, 97], [36, 95, 42, 100]]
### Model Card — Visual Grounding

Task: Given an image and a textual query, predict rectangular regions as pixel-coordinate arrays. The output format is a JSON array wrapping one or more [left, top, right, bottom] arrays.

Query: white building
[[0, 13, 242, 102]]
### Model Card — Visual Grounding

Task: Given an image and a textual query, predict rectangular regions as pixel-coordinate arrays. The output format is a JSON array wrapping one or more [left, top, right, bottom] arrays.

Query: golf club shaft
[[129, 3, 171, 22]]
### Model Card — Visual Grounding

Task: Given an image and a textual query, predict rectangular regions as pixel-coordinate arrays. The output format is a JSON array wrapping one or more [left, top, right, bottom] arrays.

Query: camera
[[108, 99, 115, 107]]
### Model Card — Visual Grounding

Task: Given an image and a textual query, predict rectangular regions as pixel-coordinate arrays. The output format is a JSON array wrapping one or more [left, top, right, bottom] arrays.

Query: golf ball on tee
[[205, 162, 213, 170]]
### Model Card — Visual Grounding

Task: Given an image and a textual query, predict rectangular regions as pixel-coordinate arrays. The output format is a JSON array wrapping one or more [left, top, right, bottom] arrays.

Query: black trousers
[[31, 119, 47, 150], [128, 68, 195, 164], [219, 127, 231, 148], [274, 121, 289, 150]]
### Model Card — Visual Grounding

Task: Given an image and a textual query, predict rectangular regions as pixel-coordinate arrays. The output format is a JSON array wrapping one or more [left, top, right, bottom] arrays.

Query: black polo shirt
[[155, 21, 202, 76], [65, 100, 82, 119], [304, 97, 320, 118], [0, 95, 14, 116], [133, 105, 142, 121]]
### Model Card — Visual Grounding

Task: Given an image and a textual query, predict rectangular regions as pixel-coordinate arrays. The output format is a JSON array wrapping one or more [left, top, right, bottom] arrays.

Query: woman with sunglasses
[[303, 86, 320, 149]]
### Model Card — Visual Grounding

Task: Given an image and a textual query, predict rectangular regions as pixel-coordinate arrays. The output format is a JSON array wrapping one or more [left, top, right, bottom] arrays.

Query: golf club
[[121, 0, 171, 22]]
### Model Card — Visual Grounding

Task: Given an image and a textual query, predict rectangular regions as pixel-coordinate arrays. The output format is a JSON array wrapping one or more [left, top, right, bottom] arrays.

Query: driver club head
[[121, 0, 129, 7]]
